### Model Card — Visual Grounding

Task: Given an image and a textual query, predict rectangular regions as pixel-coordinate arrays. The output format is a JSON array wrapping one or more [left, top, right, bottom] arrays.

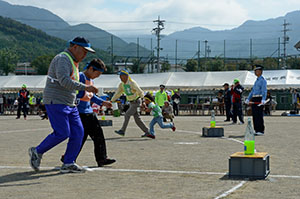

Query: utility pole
[[223, 40, 226, 69], [153, 16, 165, 73], [278, 37, 281, 69], [197, 40, 200, 71], [175, 40, 178, 72], [207, 46, 211, 58], [111, 35, 114, 72], [250, 38, 253, 66], [137, 37, 139, 73], [204, 40, 208, 71], [204, 40, 208, 58], [282, 19, 291, 69], [150, 38, 154, 73], [165, 54, 168, 72]]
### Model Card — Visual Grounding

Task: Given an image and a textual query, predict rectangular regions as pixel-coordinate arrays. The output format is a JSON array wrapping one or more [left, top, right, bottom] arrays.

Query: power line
[[12, 17, 288, 27], [12, 17, 153, 24], [12, 17, 299, 33]]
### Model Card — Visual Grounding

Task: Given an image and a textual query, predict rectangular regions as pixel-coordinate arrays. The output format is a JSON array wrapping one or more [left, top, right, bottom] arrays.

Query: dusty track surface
[[0, 115, 299, 199]]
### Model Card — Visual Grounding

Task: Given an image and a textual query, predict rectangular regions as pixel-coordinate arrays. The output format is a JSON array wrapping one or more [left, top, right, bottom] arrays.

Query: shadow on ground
[[0, 168, 61, 187], [105, 137, 157, 142]]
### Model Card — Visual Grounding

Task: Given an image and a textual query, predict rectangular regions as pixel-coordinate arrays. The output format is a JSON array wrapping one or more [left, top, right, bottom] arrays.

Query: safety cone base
[[202, 126, 224, 137], [229, 152, 270, 179], [98, 119, 113, 126]]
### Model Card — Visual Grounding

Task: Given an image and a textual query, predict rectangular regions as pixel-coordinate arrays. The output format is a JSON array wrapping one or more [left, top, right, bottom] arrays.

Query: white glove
[[261, 100, 266, 105], [245, 99, 249, 104]]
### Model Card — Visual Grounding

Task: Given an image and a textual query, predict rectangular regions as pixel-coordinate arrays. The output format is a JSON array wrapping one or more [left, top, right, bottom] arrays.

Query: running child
[[142, 93, 176, 139]]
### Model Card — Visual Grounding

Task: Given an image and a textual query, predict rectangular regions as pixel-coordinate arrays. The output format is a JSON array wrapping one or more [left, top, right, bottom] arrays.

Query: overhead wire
[[5, 17, 299, 60]]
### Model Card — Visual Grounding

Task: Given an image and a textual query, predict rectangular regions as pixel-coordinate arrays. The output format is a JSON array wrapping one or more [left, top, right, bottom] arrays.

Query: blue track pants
[[36, 104, 84, 164]]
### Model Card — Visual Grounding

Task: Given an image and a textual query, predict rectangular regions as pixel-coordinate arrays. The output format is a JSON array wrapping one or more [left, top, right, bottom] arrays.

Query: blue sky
[[4, 0, 300, 36], [99, 0, 138, 12]]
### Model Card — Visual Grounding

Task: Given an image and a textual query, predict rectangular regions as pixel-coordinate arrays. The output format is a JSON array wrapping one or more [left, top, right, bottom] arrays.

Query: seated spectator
[[264, 91, 272, 116], [217, 90, 224, 115], [162, 101, 174, 122], [91, 102, 101, 115], [38, 103, 48, 120]]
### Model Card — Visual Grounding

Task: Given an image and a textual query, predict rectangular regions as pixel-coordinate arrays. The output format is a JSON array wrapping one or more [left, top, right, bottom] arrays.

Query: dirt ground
[[0, 114, 299, 199]]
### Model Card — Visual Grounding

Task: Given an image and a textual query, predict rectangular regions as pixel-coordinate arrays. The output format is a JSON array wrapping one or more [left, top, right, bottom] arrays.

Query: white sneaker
[[254, 132, 264, 136], [28, 147, 42, 172], [60, 163, 86, 173]]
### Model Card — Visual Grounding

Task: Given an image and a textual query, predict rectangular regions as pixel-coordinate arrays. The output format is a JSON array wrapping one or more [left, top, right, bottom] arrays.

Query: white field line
[[269, 174, 300, 179], [174, 142, 201, 145], [0, 128, 50, 134], [124, 126, 245, 146], [0, 165, 225, 175], [125, 126, 240, 137], [84, 167, 226, 175], [174, 129, 202, 135], [172, 128, 244, 145], [0, 165, 58, 170], [220, 137, 244, 145], [214, 181, 247, 199], [0, 165, 300, 179]]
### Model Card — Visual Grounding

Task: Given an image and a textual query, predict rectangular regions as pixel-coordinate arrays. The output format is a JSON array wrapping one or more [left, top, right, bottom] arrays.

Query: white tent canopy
[[1, 70, 300, 92]]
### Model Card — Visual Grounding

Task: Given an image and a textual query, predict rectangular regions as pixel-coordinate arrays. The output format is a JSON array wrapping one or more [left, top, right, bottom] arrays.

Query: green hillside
[[0, 0, 151, 58], [0, 16, 111, 64], [49, 23, 151, 58]]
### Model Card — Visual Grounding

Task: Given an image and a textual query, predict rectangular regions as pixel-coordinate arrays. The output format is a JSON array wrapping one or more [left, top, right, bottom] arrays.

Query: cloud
[[4, 0, 300, 36], [130, 0, 249, 32], [240, 0, 300, 20], [4, 0, 248, 34], [68, 0, 249, 35]]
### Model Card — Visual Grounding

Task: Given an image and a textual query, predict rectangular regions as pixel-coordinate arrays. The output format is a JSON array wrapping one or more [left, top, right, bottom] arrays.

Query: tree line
[[184, 56, 300, 72], [0, 16, 111, 75], [1, 16, 299, 75]]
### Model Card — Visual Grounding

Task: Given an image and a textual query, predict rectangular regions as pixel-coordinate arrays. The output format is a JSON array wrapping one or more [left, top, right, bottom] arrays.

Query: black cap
[[159, 84, 165, 88], [69, 37, 95, 53], [84, 58, 106, 72], [223, 83, 229, 87], [253, 64, 264, 71]]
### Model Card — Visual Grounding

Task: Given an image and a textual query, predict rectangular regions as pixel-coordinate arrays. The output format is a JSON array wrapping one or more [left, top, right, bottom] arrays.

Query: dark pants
[[293, 103, 299, 114], [77, 113, 107, 163], [225, 102, 232, 121], [173, 103, 179, 116], [17, 102, 28, 118], [251, 97, 264, 133], [232, 102, 244, 123], [264, 105, 271, 115]]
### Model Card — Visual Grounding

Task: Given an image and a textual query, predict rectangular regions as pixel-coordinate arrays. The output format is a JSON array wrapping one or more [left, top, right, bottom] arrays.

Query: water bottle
[[244, 118, 255, 155], [101, 106, 106, 120], [112, 102, 120, 117], [210, 110, 216, 128]]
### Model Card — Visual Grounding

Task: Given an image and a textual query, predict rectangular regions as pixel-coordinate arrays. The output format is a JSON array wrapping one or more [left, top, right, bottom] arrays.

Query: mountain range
[[0, 15, 66, 62], [161, 10, 300, 60], [0, 0, 151, 58], [123, 11, 300, 61], [0, 0, 300, 62], [0, 15, 111, 73]]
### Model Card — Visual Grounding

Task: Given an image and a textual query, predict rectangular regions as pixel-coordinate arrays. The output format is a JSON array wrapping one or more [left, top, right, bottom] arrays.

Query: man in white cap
[[28, 37, 98, 173], [245, 65, 267, 136]]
